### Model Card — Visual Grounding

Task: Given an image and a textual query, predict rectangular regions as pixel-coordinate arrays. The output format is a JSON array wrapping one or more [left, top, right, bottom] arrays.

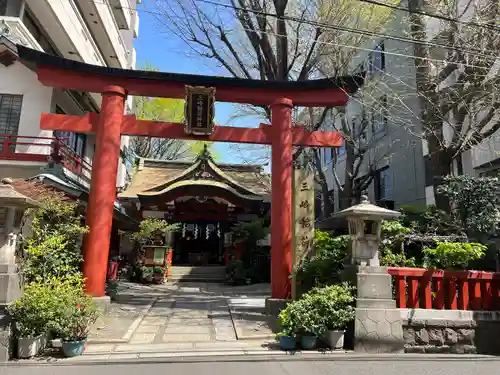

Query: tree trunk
[[313, 149, 332, 218], [409, 0, 449, 211], [344, 140, 356, 207]]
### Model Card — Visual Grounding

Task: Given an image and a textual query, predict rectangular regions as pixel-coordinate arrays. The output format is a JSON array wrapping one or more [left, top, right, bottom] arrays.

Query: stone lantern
[[0, 179, 39, 361], [334, 194, 404, 354], [335, 194, 400, 267]]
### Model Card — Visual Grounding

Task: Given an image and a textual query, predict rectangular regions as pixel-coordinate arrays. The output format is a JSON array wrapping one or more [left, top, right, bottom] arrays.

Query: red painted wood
[[82, 86, 126, 297], [407, 277, 419, 308], [421, 273, 433, 309], [457, 279, 469, 310], [394, 275, 406, 308], [40, 114, 343, 148], [483, 280, 493, 310], [471, 279, 482, 310], [434, 277, 445, 310], [36, 65, 351, 107], [270, 99, 293, 299], [447, 277, 458, 310]]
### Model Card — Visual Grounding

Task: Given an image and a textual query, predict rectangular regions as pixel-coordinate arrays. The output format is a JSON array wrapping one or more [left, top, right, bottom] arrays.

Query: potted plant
[[52, 292, 100, 357], [276, 329, 296, 350], [8, 283, 52, 358], [106, 279, 119, 300], [152, 266, 165, 284], [316, 284, 356, 349]]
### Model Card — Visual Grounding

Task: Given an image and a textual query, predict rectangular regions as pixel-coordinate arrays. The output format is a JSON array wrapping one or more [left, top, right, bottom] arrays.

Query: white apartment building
[[0, 0, 139, 198], [316, 0, 500, 218]]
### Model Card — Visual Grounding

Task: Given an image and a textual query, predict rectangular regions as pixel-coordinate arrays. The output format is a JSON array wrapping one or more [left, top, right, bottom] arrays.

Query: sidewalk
[[29, 281, 280, 363]]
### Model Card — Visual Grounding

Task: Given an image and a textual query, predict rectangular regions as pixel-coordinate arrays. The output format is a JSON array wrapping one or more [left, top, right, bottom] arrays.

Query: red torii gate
[[17, 46, 363, 300]]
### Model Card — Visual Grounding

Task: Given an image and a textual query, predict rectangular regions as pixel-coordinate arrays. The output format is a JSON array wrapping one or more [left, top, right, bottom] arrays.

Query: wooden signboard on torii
[[16, 45, 363, 300]]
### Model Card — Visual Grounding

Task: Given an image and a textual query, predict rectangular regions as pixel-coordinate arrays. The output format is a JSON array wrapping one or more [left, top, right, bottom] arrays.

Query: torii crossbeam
[[17, 45, 363, 300]]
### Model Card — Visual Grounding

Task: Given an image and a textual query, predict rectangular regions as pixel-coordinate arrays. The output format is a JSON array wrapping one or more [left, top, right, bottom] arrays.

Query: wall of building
[[0, 63, 54, 155]]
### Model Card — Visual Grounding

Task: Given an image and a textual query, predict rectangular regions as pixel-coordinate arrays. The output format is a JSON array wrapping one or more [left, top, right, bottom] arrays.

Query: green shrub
[[294, 232, 348, 291], [379, 221, 417, 267], [51, 292, 99, 342], [278, 283, 355, 337], [423, 241, 487, 270], [130, 218, 179, 243], [21, 199, 87, 283], [8, 274, 89, 338]]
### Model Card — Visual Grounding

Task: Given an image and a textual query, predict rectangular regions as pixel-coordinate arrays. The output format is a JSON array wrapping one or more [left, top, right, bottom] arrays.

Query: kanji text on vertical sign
[[291, 163, 315, 299], [184, 86, 216, 135]]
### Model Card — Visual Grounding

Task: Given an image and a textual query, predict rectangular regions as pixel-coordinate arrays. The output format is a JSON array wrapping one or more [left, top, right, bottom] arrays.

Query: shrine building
[[118, 146, 270, 266]]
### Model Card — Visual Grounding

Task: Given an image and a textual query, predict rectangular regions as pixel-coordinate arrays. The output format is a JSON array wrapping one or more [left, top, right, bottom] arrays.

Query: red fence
[[387, 267, 500, 311], [0, 134, 92, 182]]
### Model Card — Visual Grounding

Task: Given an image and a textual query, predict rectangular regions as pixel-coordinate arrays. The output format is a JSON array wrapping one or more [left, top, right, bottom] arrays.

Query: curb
[[6, 352, 500, 366]]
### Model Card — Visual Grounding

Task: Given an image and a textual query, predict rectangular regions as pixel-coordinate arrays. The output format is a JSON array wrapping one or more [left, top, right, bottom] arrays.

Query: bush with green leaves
[[47, 275, 100, 341], [379, 221, 417, 267], [278, 283, 355, 337], [438, 175, 500, 236], [8, 274, 93, 339], [130, 218, 179, 244], [294, 231, 348, 291], [423, 241, 487, 270], [21, 199, 87, 283]]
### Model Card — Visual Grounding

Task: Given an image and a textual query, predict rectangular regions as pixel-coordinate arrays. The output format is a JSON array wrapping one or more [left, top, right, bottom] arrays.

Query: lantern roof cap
[[334, 195, 400, 220]]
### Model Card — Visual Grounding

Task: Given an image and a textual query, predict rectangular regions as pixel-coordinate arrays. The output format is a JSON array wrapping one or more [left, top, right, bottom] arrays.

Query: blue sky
[[134, 1, 269, 165]]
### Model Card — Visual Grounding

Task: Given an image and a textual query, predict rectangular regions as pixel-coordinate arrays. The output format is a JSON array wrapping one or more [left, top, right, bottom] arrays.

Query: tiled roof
[[8, 178, 76, 203], [119, 158, 271, 199]]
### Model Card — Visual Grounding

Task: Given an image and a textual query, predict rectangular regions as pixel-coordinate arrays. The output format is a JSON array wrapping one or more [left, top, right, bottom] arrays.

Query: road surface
[[3, 357, 500, 375]]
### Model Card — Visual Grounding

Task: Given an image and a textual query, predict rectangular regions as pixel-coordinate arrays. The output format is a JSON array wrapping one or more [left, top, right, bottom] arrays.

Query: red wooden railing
[[0, 134, 92, 182], [388, 267, 500, 311]]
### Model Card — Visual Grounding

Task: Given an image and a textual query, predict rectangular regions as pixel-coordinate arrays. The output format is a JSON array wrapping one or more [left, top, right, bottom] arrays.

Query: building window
[[0, 94, 23, 147], [337, 145, 346, 157], [375, 167, 392, 201], [54, 106, 86, 157], [372, 96, 388, 135], [0, 0, 7, 16], [369, 42, 385, 74]]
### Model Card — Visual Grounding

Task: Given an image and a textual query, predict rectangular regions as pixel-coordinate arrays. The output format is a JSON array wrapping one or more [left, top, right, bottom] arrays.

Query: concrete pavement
[[4, 356, 500, 375]]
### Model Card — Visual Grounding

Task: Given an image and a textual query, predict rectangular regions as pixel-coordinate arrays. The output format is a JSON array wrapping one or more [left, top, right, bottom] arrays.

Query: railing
[[388, 267, 500, 311], [0, 134, 92, 182]]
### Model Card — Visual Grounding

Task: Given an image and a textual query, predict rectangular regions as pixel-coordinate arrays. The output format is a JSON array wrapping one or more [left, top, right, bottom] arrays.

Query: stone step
[[167, 266, 226, 282]]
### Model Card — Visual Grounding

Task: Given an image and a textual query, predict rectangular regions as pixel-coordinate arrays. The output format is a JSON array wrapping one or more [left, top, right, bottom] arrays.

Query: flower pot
[[278, 335, 296, 350], [61, 339, 87, 357], [300, 335, 318, 350], [17, 335, 43, 358], [325, 330, 345, 349]]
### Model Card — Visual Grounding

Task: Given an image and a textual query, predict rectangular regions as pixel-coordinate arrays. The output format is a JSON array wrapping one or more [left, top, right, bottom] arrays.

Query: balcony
[[25, 0, 106, 66], [77, 0, 129, 68], [0, 134, 92, 186], [109, 0, 132, 30], [0, 16, 43, 51]]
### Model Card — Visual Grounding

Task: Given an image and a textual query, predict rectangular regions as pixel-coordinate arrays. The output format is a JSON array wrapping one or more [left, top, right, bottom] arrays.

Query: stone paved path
[[90, 281, 275, 347]]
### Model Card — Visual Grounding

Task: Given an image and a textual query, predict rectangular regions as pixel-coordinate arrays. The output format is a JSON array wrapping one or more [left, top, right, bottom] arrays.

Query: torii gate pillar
[[82, 86, 126, 297], [270, 98, 293, 298]]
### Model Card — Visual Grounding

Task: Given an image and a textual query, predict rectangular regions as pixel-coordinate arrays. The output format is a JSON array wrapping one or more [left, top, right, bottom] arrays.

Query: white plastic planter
[[17, 335, 43, 358], [326, 330, 345, 349]]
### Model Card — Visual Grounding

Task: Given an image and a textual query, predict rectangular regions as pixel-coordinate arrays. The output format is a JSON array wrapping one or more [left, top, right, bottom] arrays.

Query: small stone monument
[[0, 178, 39, 361], [335, 194, 404, 353]]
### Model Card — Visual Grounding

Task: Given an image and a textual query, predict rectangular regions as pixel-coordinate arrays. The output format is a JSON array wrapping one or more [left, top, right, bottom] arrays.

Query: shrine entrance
[[119, 147, 271, 268], [17, 44, 362, 299]]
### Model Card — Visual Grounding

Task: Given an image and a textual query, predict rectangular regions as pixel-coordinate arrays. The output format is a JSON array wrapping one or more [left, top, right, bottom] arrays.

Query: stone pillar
[[353, 265, 404, 353], [0, 207, 23, 362], [83, 85, 125, 300]]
